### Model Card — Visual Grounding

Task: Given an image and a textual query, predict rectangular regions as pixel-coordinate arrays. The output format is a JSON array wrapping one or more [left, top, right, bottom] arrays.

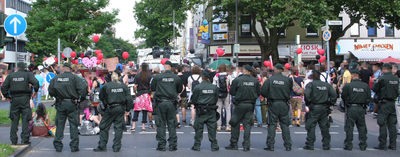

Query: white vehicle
[[136, 48, 181, 70]]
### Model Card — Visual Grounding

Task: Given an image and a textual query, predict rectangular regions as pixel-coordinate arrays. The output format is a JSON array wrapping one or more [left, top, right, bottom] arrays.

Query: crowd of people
[[0, 58, 399, 152]]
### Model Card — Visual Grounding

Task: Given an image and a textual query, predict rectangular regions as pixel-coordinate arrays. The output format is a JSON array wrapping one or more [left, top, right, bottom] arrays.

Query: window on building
[[240, 15, 252, 37], [6, 42, 15, 51], [306, 25, 318, 37], [385, 23, 394, 37], [6, 0, 31, 14], [350, 23, 360, 36], [367, 26, 377, 37]]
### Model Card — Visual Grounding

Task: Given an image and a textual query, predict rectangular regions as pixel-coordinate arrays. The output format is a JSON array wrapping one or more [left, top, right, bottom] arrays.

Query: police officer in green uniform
[[190, 70, 219, 152], [341, 62, 371, 151], [261, 64, 292, 151], [372, 63, 399, 150], [303, 70, 337, 150], [225, 65, 260, 152], [93, 70, 132, 152], [48, 63, 87, 152], [151, 61, 183, 151], [1, 62, 39, 145]]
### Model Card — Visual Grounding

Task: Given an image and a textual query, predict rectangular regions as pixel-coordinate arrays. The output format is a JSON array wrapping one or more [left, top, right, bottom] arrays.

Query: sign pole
[[57, 38, 61, 65], [15, 36, 17, 62], [326, 19, 330, 82]]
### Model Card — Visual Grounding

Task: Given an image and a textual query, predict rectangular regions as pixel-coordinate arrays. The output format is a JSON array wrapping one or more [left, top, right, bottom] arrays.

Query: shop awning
[[351, 51, 400, 62]]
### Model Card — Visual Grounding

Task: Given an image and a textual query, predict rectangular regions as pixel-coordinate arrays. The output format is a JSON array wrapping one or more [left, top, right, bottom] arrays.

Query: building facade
[[0, 0, 32, 68]]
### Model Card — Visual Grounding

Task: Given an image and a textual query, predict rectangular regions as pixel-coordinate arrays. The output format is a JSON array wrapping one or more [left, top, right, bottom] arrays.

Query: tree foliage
[[25, 0, 118, 62], [94, 30, 137, 62], [134, 0, 193, 47]]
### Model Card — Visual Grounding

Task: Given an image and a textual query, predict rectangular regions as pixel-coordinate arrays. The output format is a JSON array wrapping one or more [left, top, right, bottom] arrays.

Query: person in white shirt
[[213, 64, 231, 132], [187, 66, 203, 126]]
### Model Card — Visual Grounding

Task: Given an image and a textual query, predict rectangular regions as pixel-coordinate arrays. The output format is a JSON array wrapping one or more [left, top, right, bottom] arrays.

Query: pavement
[[0, 108, 392, 157]]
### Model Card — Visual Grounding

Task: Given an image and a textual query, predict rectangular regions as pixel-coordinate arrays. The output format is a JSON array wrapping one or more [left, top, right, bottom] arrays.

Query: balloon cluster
[[316, 49, 326, 63]]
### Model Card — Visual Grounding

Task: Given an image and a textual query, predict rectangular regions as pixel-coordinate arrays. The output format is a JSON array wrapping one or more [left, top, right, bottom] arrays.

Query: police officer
[[225, 65, 260, 152], [151, 61, 183, 151], [1, 62, 39, 145], [93, 70, 132, 152], [48, 63, 87, 152], [303, 70, 337, 150], [372, 63, 398, 150], [261, 64, 292, 151], [341, 62, 371, 151], [190, 70, 219, 152]]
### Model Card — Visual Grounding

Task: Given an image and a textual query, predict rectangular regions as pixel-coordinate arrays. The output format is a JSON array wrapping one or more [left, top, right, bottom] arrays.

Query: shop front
[[336, 39, 400, 61]]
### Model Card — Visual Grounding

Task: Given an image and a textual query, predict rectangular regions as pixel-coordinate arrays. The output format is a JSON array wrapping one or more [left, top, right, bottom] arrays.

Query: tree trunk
[[269, 28, 280, 63]]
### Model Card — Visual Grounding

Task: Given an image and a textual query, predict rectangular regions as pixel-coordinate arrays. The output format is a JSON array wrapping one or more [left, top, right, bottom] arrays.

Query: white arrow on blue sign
[[46, 72, 56, 84], [4, 14, 27, 36]]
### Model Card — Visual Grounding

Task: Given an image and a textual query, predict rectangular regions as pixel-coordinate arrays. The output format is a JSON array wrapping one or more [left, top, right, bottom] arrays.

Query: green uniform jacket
[[261, 73, 292, 100], [1, 70, 39, 97], [48, 72, 87, 100], [150, 70, 183, 100], [342, 79, 371, 104], [372, 72, 399, 100], [230, 74, 261, 103], [190, 81, 218, 105], [304, 80, 337, 105], [99, 81, 133, 111]]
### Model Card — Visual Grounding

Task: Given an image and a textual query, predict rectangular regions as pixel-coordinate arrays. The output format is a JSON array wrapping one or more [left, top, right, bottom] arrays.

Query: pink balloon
[[93, 35, 100, 43], [320, 56, 327, 62], [317, 49, 325, 55], [82, 57, 91, 67], [296, 48, 302, 54]]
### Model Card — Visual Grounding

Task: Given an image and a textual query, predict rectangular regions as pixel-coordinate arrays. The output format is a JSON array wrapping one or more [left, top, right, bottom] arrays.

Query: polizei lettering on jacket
[[243, 82, 255, 86], [272, 80, 284, 85], [111, 88, 124, 93], [389, 80, 398, 85], [12, 78, 24, 81], [352, 88, 365, 92], [202, 90, 214, 94], [316, 86, 327, 90], [57, 78, 69, 82], [162, 78, 174, 82]]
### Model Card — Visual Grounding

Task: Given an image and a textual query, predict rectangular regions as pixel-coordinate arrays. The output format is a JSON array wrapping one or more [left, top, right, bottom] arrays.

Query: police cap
[[63, 63, 72, 69], [275, 63, 284, 70], [382, 63, 392, 69], [243, 64, 253, 73]]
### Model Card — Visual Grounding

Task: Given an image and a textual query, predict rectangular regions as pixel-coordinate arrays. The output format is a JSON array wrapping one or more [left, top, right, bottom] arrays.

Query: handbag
[[292, 77, 304, 95], [41, 117, 56, 136], [32, 126, 49, 136]]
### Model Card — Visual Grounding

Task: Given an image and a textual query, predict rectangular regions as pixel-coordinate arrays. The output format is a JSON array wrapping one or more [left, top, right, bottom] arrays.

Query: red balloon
[[70, 51, 76, 58], [161, 58, 169, 65], [80, 53, 84, 58], [296, 48, 303, 54], [95, 50, 102, 55], [93, 35, 100, 43], [216, 48, 224, 56], [284, 63, 291, 70], [319, 56, 327, 62], [317, 49, 325, 55], [122, 52, 129, 59], [96, 60, 102, 65], [97, 53, 103, 60], [54, 57, 58, 63], [129, 62, 134, 67], [264, 61, 271, 67], [61, 53, 66, 59], [123, 65, 126, 68]]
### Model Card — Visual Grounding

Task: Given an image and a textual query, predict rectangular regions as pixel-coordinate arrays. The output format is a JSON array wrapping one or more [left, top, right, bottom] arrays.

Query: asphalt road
[[19, 109, 399, 157]]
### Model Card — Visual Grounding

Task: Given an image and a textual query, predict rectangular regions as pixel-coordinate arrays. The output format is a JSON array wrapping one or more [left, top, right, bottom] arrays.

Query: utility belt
[[195, 104, 217, 115], [156, 98, 178, 104], [106, 103, 123, 109], [61, 98, 79, 105], [379, 98, 395, 103]]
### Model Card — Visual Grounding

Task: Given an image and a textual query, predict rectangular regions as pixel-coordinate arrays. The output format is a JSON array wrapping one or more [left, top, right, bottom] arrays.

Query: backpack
[[191, 75, 200, 90], [218, 74, 228, 98]]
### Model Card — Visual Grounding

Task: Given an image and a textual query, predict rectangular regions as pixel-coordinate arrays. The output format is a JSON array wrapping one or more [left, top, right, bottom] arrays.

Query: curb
[[9, 138, 42, 157]]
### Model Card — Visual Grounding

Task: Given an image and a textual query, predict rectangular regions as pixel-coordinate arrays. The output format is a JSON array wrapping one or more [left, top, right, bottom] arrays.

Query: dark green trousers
[[155, 101, 177, 148], [344, 105, 367, 149], [377, 101, 397, 148], [266, 101, 291, 148], [97, 105, 125, 151], [229, 102, 253, 149], [193, 110, 218, 150], [305, 105, 330, 149], [9, 95, 31, 144], [53, 100, 79, 151]]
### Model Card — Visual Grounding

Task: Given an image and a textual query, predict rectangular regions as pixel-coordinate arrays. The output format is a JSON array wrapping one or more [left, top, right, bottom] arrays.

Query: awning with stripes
[[350, 51, 400, 62]]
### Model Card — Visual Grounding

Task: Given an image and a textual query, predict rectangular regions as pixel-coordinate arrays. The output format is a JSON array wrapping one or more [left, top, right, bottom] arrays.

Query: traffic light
[[0, 12, 15, 47]]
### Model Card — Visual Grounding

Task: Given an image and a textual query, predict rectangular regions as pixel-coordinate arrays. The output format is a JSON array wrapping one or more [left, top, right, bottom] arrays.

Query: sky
[[105, 0, 141, 44]]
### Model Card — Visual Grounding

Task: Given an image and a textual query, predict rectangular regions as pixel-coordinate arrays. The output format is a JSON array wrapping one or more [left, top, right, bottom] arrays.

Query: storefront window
[[367, 26, 377, 37]]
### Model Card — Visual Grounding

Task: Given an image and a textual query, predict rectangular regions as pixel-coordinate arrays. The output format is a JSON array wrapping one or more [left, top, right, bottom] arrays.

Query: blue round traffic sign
[[4, 14, 27, 36], [46, 72, 56, 83]]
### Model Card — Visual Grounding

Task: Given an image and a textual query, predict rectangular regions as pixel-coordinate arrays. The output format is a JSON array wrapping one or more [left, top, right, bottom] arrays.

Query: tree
[[25, 0, 118, 63], [134, 0, 192, 47], [94, 30, 137, 62], [213, 0, 330, 62], [322, 0, 400, 60]]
